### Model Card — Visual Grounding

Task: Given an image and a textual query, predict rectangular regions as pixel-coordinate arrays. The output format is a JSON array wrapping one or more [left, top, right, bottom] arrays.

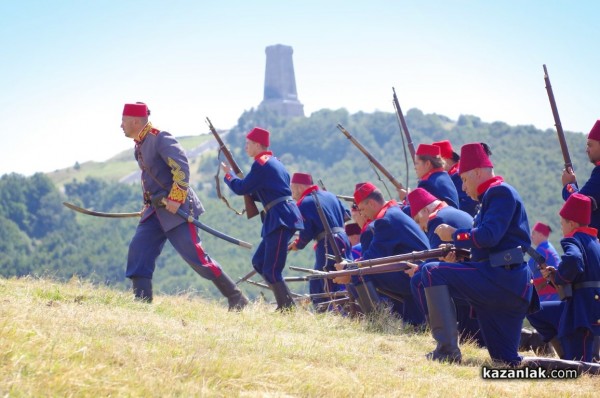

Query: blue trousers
[[353, 270, 424, 326], [411, 268, 484, 346], [127, 213, 222, 280], [421, 261, 530, 365], [527, 301, 596, 362], [252, 227, 295, 284], [309, 235, 351, 304]]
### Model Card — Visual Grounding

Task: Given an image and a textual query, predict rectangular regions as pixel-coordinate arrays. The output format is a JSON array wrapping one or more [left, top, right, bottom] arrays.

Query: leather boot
[[132, 277, 153, 303], [424, 285, 462, 363], [271, 281, 295, 311], [550, 337, 565, 359], [354, 281, 380, 314], [213, 272, 249, 311]]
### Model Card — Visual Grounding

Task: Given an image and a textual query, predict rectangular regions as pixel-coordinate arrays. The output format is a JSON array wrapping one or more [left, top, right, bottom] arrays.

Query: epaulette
[[257, 154, 272, 166]]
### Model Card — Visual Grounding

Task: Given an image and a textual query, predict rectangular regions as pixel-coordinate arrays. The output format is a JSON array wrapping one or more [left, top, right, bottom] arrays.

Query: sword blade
[[62, 202, 141, 218]]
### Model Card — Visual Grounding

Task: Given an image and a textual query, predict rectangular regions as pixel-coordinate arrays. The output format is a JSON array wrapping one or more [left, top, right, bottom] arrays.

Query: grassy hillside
[[47, 134, 213, 187], [1, 277, 597, 397]]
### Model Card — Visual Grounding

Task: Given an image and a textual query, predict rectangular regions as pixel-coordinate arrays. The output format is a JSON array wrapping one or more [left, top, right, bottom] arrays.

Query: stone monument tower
[[259, 44, 305, 117]]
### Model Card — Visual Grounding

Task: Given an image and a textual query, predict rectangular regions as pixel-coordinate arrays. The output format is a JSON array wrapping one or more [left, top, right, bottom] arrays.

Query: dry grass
[[0, 276, 597, 397]]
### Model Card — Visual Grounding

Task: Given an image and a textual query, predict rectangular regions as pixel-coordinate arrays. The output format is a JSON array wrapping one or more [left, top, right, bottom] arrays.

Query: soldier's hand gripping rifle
[[525, 246, 571, 301], [543, 65, 574, 176], [305, 245, 469, 280], [206, 117, 260, 219], [337, 124, 405, 192]]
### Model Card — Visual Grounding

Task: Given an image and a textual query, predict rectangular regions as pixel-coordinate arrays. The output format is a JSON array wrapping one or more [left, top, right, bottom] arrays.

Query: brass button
[[595, 295, 599, 300]]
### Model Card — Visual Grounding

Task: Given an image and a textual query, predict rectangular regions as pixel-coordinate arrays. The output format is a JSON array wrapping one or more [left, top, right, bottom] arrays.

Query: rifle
[[525, 246, 571, 301], [311, 191, 344, 264], [392, 87, 416, 163], [305, 245, 469, 280], [337, 124, 405, 191], [317, 178, 354, 203], [543, 65, 574, 174], [206, 117, 260, 219]]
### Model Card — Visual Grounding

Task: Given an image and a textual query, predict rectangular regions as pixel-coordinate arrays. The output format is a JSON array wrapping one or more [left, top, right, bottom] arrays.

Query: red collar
[[254, 150, 273, 160], [448, 163, 459, 176], [428, 201, 448, 220], [564, 226, 599, 238], [420, 167, 445, 181], [296, 185, 319, 206], [374, 200, 398, 220], [477, 176, 504, 197]]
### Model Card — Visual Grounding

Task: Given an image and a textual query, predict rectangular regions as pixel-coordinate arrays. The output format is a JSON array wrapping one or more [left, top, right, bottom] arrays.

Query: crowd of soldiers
[[120, 102, 600, 369]]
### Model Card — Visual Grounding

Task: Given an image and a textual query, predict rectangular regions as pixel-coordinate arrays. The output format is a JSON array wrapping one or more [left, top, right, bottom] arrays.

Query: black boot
[[424, 285, 462, 363], [271, 281, 295, 311], [354, 281, 380, 314], [132, 277, 153, 303], [593, 336, 600, 363], [213, 272, 249, 311], [550, 337, 564, 359]]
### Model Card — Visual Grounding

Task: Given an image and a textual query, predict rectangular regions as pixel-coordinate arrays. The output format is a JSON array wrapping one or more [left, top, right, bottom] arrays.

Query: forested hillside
[[0, 107, 592, 299]]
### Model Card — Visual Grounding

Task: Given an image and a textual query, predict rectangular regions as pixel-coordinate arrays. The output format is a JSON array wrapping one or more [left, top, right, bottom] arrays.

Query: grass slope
[[1, 277, 597, 397]]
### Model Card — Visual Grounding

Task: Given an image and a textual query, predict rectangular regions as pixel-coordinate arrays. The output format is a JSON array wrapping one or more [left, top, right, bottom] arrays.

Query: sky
[[1, 1, 599, 176]]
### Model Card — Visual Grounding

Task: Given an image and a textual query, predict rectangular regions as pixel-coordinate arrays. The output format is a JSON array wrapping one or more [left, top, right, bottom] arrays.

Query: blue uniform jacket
[[452, 176, 534, 301], [426, 205, 473, 249], [224, 151, 303, 236], [563, 165, 600, 235], [362, 201, 430, 260], [554, 228, 600, 337], [295, 186, 350, 250], [135, 125, 204, 232], [418, 170, 459, 209]]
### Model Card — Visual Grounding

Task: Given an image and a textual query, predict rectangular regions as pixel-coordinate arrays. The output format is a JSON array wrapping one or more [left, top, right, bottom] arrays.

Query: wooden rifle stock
[[306, 244, 469, 280], [543, 65, 574, 173], [392, 87, 416, 162], [206, 117, 260, 219], [336, 124, 405, 190]]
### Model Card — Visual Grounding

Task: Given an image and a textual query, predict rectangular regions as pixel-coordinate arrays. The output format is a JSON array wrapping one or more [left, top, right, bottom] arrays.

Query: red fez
[[353, 182, 377, 205], [587, 120, 600, 141], [355, 182, 367, 191], [532, 222, 551, 236], [123, 103, 148, 117], [459, 143, 493, 175], [559, 193, 591, 225], [407, 188, 438, 218], [416, 144, 441, 157], [246, 127, 270, 147], [345, 223, 362, 236], [432, 140, 454, 159], [291, 172, 313, 185]]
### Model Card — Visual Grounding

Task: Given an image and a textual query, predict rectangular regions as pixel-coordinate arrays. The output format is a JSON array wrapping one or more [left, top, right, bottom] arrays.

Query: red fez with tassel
[[559, 193, 591, 225], [353, 182, 377, 205], [459, 143, 494, 175], [246, 127, 270, 147], [291, 172, 313, 185]]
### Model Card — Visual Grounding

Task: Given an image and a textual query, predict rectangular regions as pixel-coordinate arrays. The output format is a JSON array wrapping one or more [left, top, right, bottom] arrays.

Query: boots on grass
[[424, 285, 462, 363], [354, 280, 380, 315], [213, 272, 249, 311], [132, 277, 153, 303], [271, 281, 295, 311]]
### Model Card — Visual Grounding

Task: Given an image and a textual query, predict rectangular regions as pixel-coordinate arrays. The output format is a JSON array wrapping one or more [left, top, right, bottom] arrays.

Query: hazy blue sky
[[1, 1, 598, 176]]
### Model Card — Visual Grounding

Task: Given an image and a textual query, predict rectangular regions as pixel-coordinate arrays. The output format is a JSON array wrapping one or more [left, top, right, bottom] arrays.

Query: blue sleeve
[[224, 161, 265, 195], [362, 218, 396, 259], [453, 186, 516, 249], [556, 238, 585, 284]]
